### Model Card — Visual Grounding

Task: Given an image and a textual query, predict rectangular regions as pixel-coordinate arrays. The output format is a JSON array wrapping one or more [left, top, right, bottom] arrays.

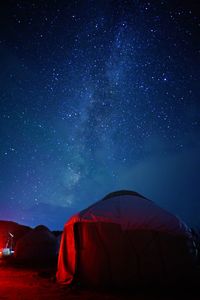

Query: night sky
[[0, 0, 200, 230]]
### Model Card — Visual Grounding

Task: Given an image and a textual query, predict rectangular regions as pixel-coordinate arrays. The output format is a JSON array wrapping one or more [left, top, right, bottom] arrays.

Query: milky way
[[0, 1, 200, 229]]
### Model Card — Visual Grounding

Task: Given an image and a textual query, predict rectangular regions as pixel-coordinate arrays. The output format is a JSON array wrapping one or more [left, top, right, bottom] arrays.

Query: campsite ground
[[0, 264, 200, 300]]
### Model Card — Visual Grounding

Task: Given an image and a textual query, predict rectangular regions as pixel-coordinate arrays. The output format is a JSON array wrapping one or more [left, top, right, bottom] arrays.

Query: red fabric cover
[[56, 224, 76, 284], [57, 222, 195, 287]]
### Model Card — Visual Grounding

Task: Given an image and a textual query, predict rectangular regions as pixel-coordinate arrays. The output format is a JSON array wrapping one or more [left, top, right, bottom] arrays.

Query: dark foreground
[[0, 265, 200, 300]]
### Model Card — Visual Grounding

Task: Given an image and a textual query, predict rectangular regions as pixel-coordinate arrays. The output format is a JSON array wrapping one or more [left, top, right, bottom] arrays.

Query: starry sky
[[0, 0, 200, 230]]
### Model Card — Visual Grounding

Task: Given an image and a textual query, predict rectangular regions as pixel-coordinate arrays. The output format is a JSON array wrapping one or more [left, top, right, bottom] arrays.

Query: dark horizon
[[0, 0, 200, 230]]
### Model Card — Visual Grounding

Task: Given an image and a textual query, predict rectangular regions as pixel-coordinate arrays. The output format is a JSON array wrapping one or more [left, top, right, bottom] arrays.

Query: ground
[[0, 264, 200, 300]]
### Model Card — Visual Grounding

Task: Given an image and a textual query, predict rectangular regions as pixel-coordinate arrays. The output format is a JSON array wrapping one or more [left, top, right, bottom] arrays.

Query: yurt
[[57, 191, 197, 287], [15, 225, 57, 265]]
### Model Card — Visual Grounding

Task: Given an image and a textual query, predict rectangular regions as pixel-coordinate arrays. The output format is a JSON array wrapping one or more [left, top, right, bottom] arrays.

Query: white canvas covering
[[67, 191, 190, 236]]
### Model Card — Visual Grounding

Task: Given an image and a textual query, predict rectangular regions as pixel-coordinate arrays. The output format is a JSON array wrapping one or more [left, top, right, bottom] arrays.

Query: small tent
[[14, 225, 57, 265], [57, 190, 197, 287]]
